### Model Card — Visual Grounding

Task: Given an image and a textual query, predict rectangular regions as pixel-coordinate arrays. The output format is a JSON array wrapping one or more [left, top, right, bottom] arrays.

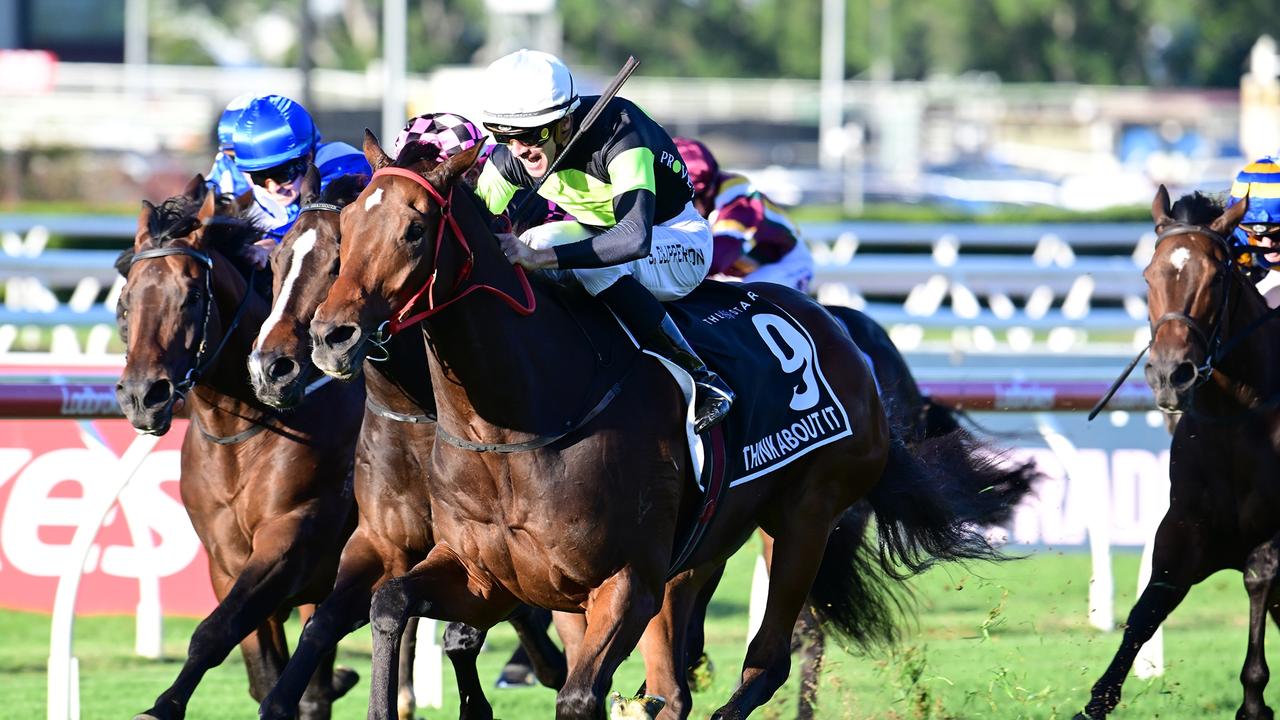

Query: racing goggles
[[484, 122, 555, 147], [1242, 223, 1280, 239], [248, 156, 309, 187]]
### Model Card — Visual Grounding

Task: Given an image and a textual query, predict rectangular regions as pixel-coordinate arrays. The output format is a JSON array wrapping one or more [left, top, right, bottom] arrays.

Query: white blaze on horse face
[[254, 229, 317, 353], [364, 187, 384, 210], [1169, 246, 1192, 275]]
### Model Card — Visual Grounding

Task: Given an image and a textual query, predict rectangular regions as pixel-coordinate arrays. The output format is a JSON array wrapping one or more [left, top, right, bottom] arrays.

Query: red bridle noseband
[[369, 166, 535, 336]]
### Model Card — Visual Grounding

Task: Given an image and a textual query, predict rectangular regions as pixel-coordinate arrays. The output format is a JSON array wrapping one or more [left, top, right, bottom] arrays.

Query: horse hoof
[[687, 652, 715, 693], [331, 666, 359, 699], [609, 691, 666, 720]]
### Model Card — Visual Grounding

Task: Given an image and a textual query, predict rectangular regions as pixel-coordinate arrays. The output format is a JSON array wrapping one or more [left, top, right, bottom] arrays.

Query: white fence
[[0, 218, 1154, 355]]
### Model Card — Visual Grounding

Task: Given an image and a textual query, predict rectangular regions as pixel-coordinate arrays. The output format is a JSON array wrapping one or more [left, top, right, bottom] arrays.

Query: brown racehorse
[[247, 168, 567, 720], [114, 176, 366, 720], [1077, 187, 1280, 720], [309, 134, 1018, 720]]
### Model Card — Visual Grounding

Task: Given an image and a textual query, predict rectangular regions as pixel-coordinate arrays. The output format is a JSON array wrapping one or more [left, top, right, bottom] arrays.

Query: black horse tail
[[807, 502, 909, 651], [921, 397, 1040, 527], [868, 427, 1016, 579]]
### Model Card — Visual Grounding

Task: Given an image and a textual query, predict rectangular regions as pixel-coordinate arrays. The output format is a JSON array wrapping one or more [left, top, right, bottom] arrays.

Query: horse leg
[[638, 568, 716, 720], [398, 617, 420, 720], [506, 605, 568, 689], [135, 521, 319, 720], [1239, 537, 1280, 720], [683, 563, 724, 692], [442, 621, 493, 720], [1077, 516, 1205, 719], [710, 521, 829, 720], [239, 609, 291, 703], [792, 604, 824, 720], [259, 531, 387, 720], [367, 545, 513, 720], [557, 567, 663, 720]]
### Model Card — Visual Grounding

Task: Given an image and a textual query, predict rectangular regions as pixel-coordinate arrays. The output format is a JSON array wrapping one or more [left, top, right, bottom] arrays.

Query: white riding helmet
[[480, 49, 581, 129]]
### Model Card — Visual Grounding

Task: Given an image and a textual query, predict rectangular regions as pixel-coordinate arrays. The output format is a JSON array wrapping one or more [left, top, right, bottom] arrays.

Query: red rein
[[371, 166, 536, 335]]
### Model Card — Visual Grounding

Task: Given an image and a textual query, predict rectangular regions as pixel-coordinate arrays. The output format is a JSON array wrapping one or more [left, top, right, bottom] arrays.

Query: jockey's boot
[[640, 314, 735, 433], [598, 275, 734, 433]]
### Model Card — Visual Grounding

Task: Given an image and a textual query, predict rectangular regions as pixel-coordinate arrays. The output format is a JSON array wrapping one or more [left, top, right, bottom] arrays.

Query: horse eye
[[406, 222, 425, 243]]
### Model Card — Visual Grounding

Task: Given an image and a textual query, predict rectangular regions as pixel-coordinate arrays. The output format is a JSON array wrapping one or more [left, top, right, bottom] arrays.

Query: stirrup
[[694, 383, 733, 434]]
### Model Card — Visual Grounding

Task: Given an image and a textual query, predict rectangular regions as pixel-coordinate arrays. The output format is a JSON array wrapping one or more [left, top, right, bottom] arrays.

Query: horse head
[[249, 167, 368, 408], [310, 129, 482, 380], [115, 174, 264, 434], [1143, 184, 1249, 413]]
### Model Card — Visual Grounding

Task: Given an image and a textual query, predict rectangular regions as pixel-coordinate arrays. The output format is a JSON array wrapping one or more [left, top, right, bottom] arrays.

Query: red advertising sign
[[0, 418, 217, 615]]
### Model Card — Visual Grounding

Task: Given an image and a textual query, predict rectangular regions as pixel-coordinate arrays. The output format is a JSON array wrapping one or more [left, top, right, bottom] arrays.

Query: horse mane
[[319, 173, 369, 207], [1171, 191, 1225, 226], [147, 193, 205, 244]]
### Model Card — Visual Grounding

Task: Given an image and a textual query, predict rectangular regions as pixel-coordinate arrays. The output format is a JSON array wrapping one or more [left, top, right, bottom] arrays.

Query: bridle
[[128, 242, 257, 398], [365, 166, 536, 343]]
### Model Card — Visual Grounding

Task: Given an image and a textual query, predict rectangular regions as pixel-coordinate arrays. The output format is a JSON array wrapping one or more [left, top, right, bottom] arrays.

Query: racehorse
[[681, 303, 1037, 720], [247, 167, 567, 720], [114, 176, 366, 720], [1077, 187, 1280, 720], [308, 134, 1020, 720]]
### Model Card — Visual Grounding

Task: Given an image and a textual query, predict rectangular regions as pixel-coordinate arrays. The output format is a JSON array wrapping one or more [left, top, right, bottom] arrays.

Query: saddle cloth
[[655, 282, 855, 489]]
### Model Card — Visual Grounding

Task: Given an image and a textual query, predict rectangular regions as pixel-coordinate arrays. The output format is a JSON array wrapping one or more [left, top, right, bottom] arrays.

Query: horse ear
[[232, 188, 256, 214], [135, 200, 155, 249], [1211, 192, 1249, 237], [363, 128, 392, 170], [183, 173, 206, 198], [1151, 184, 1173, 227], [196, 186, 218, 221], [428, 142, 484, 189], [299, 164, 321, 204]]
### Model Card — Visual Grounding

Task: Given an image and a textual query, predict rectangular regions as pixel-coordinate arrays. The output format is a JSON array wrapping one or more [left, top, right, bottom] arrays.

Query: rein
[[368, 167, 536, 337]]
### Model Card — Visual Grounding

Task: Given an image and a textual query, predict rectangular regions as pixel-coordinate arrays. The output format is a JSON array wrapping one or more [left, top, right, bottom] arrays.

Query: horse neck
[[420, 190, 601, 434], [1203, 277, 1280, 412]]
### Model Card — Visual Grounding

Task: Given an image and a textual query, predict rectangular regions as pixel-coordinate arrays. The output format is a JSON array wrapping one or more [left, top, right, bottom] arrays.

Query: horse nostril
[[267, 356, 298, 381], [1170, 361, 1198, 389], [324, 325, 357, 348], [142, 379, 174, 409]]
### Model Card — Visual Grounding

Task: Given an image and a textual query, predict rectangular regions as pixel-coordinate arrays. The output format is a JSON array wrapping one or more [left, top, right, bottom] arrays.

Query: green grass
[[1, 546, 1264, 719]]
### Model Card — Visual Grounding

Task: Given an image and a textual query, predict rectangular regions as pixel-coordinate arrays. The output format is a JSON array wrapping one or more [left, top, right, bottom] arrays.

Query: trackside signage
[[0, 419, 216, 615], [0, 417, 1169, 614]]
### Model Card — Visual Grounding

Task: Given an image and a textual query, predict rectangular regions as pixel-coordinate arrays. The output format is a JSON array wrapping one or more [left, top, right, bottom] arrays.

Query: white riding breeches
[[740, 240, 814, 293], [518, 202, 712, 301]]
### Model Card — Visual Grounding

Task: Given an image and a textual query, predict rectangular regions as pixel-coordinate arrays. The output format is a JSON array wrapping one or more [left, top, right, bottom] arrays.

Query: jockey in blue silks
[[1228, 157, 1280, 273], [208, 93, 258, 197], [229, 95, 370, 241]]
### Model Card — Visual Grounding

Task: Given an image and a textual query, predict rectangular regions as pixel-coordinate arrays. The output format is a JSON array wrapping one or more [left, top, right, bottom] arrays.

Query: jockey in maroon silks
[[674, 137, 814, 293]]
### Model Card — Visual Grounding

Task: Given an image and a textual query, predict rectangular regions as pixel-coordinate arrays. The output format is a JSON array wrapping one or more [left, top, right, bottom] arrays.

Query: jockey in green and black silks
[[475, 49, 734, 434]]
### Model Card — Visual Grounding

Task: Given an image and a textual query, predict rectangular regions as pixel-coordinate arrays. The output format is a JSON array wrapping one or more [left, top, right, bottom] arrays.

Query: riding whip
[[507, 55, 641, 220], [1087, 341, 1150, 421]]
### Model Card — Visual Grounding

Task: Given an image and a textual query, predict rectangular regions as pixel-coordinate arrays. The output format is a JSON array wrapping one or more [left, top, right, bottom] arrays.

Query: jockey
[[674, 137, 814, 292], [1227, 157, 1280, 307], [208, 94, 257, 197], [392, 111, 573, 232], [475, 49, 733, 433], [230, 95, 371, 256]]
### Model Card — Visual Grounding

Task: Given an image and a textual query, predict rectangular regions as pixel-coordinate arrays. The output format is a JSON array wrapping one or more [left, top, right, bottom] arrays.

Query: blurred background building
[[1, 0, 1279, 213]]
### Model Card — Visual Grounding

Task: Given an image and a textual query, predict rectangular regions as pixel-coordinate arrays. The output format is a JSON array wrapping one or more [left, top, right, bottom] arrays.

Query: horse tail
[[807, 502, 909, 651], [920, 398, 1040, 527], [867, 427, 1014, 579]]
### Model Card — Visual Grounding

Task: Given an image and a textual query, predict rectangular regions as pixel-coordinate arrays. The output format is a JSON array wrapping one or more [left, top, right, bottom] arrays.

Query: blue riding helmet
[[1227, 157, 1280, 269], [216, 94, 258, 152], [315, 142, 372, 189], [231, 95, 320, 172]]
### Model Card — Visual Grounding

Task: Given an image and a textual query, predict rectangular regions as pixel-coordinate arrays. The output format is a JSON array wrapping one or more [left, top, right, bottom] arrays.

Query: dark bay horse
[[1077, 187, 1280, 720], [247, 168, 566, 720], [114, 176, 366, 719], [307, 134, 1021, 720]]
